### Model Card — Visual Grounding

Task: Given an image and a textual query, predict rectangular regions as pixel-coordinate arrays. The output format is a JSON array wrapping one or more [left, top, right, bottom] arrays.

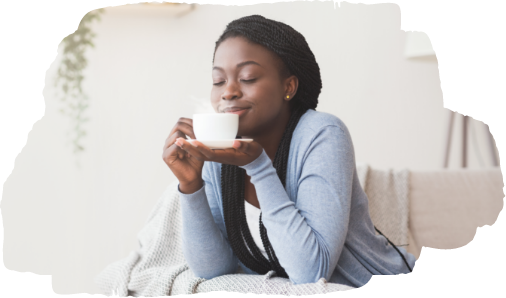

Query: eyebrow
[[212, 60, 262, 71]]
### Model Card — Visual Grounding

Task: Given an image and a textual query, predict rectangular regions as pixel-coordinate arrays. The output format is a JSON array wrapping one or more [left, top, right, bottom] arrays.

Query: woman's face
[[211, 36, 296, 138]]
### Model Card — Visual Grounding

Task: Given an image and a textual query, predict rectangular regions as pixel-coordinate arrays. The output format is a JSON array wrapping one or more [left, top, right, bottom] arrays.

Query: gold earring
[[286, 95, 289, 98]]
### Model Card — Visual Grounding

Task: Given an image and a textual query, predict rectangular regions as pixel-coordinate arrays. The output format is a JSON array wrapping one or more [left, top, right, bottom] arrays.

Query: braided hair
[[214, 15, 322, 278]]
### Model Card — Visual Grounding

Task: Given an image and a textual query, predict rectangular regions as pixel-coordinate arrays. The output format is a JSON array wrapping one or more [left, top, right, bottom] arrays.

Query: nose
[[221, 81, 242, 101]]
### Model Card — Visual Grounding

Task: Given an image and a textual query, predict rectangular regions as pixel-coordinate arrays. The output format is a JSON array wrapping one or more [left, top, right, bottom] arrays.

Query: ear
[[284, 75, 299, 102]]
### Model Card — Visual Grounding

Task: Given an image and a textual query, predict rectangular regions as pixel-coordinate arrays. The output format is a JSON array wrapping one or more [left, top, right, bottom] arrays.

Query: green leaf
[[55, 8, 103, 158]]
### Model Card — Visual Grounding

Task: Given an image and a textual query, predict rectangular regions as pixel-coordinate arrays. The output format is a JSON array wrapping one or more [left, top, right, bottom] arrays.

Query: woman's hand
[[174, 137, 264, 168], [162, 118, 204, 192]]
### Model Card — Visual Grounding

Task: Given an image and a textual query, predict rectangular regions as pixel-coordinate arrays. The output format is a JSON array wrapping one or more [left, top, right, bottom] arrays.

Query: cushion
[[408, 167, 503, 258]]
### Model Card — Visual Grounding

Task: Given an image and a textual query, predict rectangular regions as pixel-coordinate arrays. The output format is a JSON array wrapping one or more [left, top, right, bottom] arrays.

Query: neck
[[244, 105, 292, 162]]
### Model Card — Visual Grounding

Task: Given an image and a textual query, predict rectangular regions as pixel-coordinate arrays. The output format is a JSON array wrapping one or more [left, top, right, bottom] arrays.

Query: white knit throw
[[95, 164, 409, 296], [357, 164, 410, 247]]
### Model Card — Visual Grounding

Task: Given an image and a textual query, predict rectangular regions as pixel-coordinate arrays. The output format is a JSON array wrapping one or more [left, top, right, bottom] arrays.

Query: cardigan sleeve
[[239, 124, 354, 284], [177, 162, 239, 279]]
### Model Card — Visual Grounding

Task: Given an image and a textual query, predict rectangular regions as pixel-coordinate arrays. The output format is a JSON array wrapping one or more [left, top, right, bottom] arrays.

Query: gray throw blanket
[[95, 164, 409, 296]]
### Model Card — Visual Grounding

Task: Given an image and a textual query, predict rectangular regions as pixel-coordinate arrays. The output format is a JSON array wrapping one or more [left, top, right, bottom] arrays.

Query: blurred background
[[1, 1, 501, 294]]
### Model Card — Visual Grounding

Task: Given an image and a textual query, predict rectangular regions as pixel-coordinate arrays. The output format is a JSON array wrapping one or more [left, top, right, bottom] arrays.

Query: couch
[[404, 167, 503, 259]]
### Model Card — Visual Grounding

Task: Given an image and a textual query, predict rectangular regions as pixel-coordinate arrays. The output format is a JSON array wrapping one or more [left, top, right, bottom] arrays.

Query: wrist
[[179, 179, 204, 194], [239, 149, 270, 173]]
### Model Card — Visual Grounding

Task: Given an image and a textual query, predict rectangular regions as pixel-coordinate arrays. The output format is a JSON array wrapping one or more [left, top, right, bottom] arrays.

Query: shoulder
[[294, 109, 351, 139]]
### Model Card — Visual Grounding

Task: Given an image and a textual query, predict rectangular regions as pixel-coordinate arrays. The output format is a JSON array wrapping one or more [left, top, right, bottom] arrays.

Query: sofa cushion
[[408, 167, 503, 259]]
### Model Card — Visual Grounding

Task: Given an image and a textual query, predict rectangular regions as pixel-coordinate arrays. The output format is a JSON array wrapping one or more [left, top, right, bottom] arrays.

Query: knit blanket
[[357, 164, 410, 247], [95, 164, 409, 296]]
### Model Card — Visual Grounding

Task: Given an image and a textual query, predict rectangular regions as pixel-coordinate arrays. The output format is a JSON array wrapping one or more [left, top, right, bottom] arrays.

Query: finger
[[177, 148, 184, 160], [163, 143, 185, 164], [176, 138, 209, 161], [191, 140, 216, 158], [162, 144, 186, 159], [232, 140, 254, 156], [164, 117, 199, 160], [168, 117, 193, 135], [233, 140, 261, 156], [165, 132, 192, 162], [199, 144, 244, 165], [168, 118, 197, 140], [163, 130, 186, 151]]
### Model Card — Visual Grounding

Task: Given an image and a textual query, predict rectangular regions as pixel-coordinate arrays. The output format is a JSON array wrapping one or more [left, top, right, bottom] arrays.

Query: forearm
[[239, 145, 352, 284], [178, 182, 238, 279]]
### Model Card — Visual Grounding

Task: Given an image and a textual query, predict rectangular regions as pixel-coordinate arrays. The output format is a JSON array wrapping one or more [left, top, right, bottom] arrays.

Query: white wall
[[1, 2, 500, 294]]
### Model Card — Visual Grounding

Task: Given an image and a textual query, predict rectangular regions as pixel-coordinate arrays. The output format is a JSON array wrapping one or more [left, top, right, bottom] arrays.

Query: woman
[[162, 15, 415, 288]]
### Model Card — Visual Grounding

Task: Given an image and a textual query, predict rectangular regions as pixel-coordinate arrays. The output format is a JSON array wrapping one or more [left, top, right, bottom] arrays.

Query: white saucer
[[188, 139, 253, 149]]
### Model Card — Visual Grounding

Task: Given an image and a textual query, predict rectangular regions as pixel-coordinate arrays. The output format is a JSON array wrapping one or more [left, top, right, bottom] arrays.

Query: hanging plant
[[54, 8, 104, 155]]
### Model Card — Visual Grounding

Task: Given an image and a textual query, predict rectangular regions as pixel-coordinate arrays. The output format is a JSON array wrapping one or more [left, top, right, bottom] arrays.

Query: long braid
[[258, 104, 307, 278], [222, 165, 270, 273], [217, 15, 322, 278]]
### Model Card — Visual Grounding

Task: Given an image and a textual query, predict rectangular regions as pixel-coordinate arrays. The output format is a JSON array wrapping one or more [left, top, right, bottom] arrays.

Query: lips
[[222, 107, 250, 113]]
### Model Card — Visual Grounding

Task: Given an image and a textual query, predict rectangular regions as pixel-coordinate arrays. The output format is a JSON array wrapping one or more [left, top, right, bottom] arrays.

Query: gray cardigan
[[177, 109, 416, 288]]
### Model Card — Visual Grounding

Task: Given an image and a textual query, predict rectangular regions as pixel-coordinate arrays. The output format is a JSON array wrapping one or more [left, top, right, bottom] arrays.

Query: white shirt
[[244, 200, 268, 259]]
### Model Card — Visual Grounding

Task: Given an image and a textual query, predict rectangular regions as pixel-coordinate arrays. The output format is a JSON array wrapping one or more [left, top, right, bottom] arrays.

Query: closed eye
[[213, 79, 256, 86], [213, 81, 225, 86]]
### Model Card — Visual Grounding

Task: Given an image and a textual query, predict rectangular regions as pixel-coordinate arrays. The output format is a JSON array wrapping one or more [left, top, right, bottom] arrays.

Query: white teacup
[[193, 113, 239, 140]]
